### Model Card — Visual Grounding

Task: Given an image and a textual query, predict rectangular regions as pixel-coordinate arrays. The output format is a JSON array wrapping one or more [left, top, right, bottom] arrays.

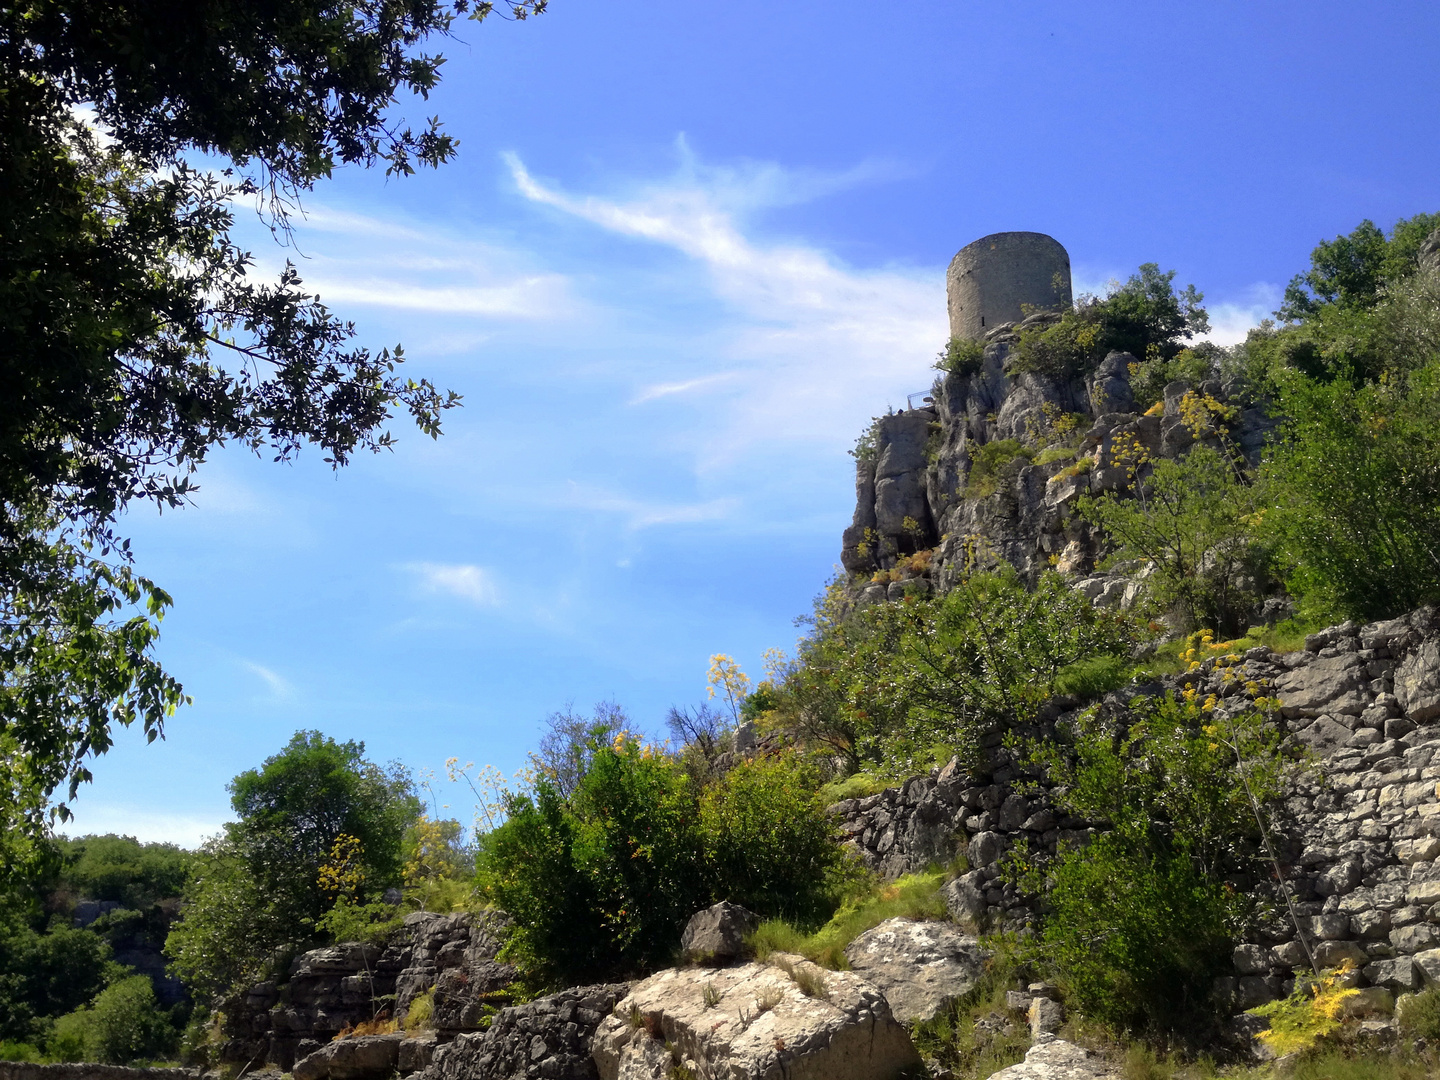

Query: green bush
[[1011, 264, 1208, 381], [1079, 443, 1271, 636], [1398, 987, 1440, 1040], [936, 337, 985, 377], [1052, 654, 1131, 698], [1023, 695, 1284, 1036], [48, 975, 176, 1064], [1262, 356, 1440, 620], [768, 569, 1137, 776], [965, 439, 1032, 497], [0, 918, 116, 1043], [0, 1040, 44, 1062], [477, 738, 847, 985]]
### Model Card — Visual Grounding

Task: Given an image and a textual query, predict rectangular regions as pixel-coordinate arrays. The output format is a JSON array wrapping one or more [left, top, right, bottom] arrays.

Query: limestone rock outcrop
[[985, 1039, 1118, 1080], [591, 956, 920, 1080], [293, 1034, 403, 1080], [423, 983, 630, 1080], [841, 334, 1279, 606], [841, 918, 987, 1023]]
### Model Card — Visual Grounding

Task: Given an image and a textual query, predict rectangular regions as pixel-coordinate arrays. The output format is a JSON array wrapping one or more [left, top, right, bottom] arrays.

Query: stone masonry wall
[[827, 607, 1440, 1011], [224, 911, 513, 1071]]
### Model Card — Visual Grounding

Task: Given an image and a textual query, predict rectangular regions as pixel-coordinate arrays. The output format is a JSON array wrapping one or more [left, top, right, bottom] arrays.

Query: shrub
[[1079, 443, 1271, 636], [1251, 967, 1360, 1055], [965, 439, 1032, 497], [1011, 264, 1208, 381], [1022, 695, 1285, 1036], [478, 736, 705, 985], [750, 869, 948, 969], [1262, 355, 1440, 620], [936, 337, 985, 378], [1033, 446, 1076, 468], [1397, 986, 1440, 1040], [478, 738, 849, 985], [48, 975, 176, 1064], [699, 756, 842, 925], [768, 569, 1137, 776], [402, 989, 434, 1033]]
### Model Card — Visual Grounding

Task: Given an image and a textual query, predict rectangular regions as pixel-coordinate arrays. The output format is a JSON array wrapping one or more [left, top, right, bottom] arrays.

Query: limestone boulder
[[681, 902, 760, 963], [1396, 641, 1440, 724], [985, 1038, 1118, 1080], [293, 1034, 401, 1080], [1275, 654, 1370, 718], [841, 918, 988, 1023], [591, 956, 920, 1080]]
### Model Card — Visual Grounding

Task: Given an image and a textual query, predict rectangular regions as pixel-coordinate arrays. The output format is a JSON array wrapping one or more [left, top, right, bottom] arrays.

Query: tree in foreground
[[0, 0, 544, 882]]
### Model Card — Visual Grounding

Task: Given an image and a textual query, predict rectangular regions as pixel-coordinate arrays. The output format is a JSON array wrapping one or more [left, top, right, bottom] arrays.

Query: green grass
[[1054, 654, 1133, 698], [911, 935, 1029, 1079], [749, 869, 949, 969], [817, 772, 894, 805], [1035, 446, 1078, 467]]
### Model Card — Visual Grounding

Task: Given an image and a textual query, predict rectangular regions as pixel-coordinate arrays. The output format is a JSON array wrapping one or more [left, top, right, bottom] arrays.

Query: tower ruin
[[946, 231, 1073, 341]]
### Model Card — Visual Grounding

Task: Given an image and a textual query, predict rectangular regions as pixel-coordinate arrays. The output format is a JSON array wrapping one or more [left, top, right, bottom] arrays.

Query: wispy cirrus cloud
[[405, 562, 502, 606], [241, 660, 296, 702], [245, 204, 575, 322], [504, 144, 947, 463]]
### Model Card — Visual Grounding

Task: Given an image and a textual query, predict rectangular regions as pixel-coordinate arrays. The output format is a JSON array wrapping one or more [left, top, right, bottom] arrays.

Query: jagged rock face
[[591, 957, 921, 1080], [422, 984, 630, 1080], [842, 343, 1279, 599], [829, 606, 1440, 1013], [841, 918, 988, 1023], [224, 910, 515, 1071]]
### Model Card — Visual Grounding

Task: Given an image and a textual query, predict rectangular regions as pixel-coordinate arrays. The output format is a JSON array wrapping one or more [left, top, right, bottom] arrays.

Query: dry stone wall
[[224, 911, 513, 1071], [828, 607, 1440, 1010]]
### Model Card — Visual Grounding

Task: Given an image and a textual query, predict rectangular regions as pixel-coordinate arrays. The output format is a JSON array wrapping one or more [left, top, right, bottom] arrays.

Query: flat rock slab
[[592, 954, 920, 1080], [293, 1034, 401, 1080], [842, 917, 989, 1023], [986, 1039, 1117, 1080]]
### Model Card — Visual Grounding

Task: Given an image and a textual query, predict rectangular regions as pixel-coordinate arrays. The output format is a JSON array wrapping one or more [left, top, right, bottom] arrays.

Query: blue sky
[[63, 0, 1440, 845]]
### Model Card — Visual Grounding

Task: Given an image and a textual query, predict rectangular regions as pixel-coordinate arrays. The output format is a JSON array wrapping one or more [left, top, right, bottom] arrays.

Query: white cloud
[[242, 660, 295, 701], [560, 483, 741, 529], [407, 562, 501, 606], [244, 204, 575, 322], [1200, 283, 1282, 347], [504, 148, 946, 464], [629, 373, 738, 404]]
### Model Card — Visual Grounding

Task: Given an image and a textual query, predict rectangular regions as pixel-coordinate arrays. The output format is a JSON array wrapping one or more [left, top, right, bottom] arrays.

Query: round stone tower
[[946, 231, 1073, 341]]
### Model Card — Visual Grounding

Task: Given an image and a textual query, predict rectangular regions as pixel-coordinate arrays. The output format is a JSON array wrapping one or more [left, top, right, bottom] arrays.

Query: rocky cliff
[[840, 315, 1277, 609]]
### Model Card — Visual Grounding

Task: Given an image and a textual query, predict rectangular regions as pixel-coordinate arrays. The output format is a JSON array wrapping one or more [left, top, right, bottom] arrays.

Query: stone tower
[[946, 231, 1073, 341]]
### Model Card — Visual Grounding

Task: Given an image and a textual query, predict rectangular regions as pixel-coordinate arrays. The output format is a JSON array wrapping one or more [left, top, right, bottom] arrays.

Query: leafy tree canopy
[[0, 0, 542, 875], [1278, 213, 1440, 320], [166, 731, 420, 1003]]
